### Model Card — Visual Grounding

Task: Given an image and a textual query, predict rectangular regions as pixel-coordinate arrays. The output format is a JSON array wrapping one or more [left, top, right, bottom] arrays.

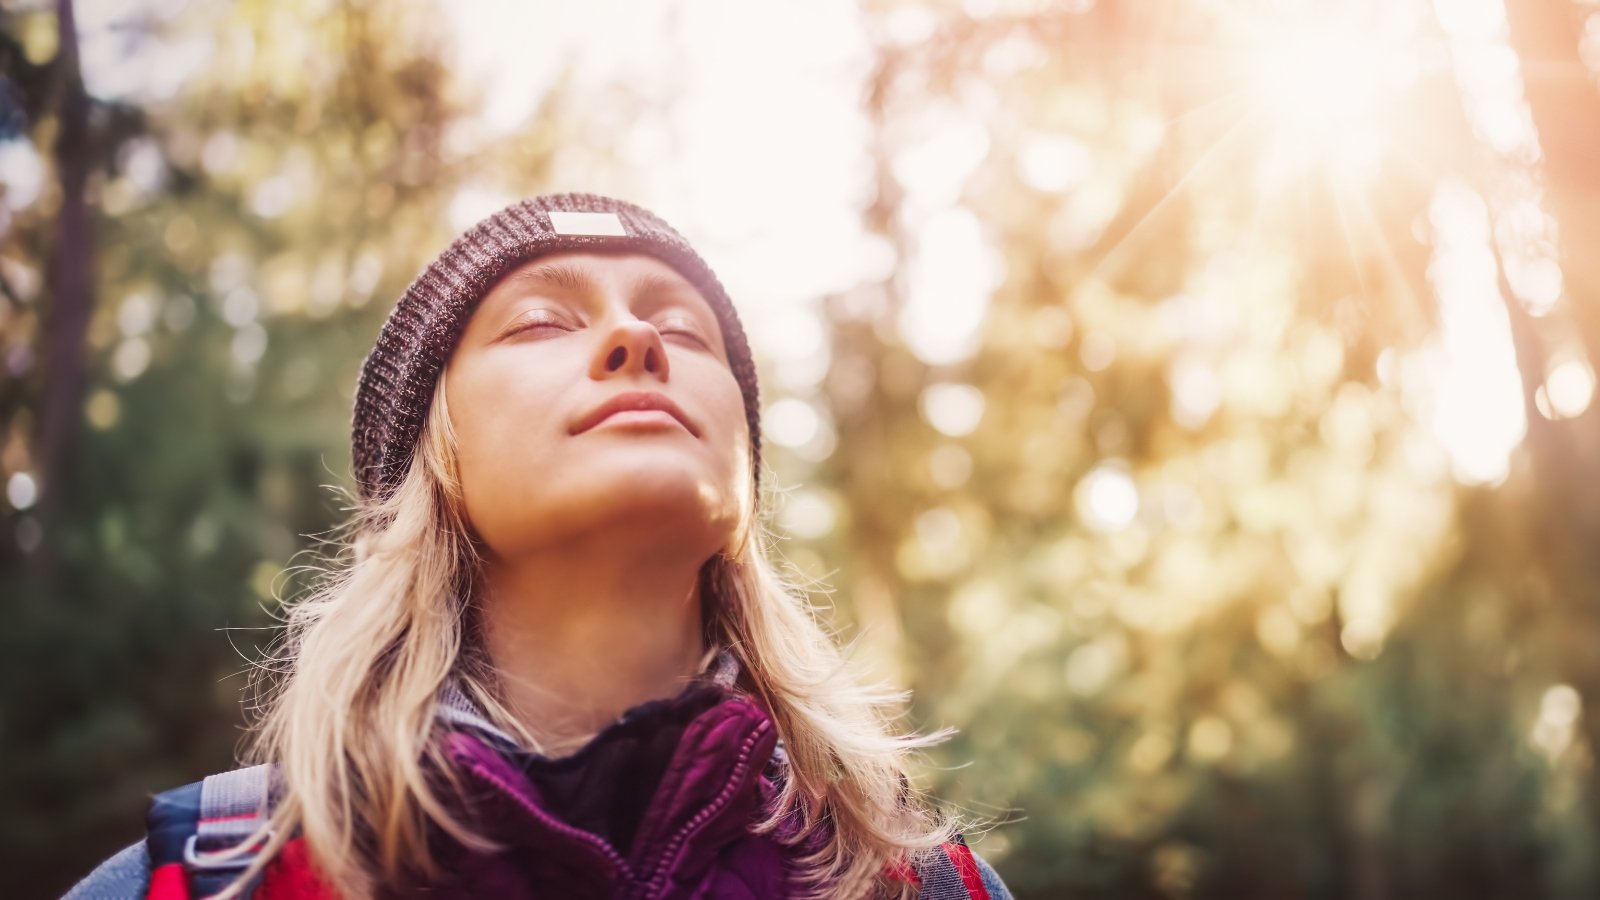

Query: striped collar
[[435, 645, 744, 753]]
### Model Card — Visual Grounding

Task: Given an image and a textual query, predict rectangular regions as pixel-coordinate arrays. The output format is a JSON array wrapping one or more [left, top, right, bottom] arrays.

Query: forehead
[[478, 250, 705, 309]]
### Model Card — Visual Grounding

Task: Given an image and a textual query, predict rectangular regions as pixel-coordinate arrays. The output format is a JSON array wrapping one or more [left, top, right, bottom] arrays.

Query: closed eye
[[500, 312, 712, 350], [658, 320, 712, 349], [502, 312, 574, 338]]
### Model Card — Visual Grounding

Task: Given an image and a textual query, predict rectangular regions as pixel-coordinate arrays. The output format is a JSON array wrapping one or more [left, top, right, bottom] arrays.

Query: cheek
[[705, 376, 752, 474], [446, 359, 565, 472]]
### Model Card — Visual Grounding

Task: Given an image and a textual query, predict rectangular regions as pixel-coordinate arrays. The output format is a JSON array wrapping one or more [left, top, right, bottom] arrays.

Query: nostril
[[606, 346, 627, 370], [645, 347, 660, 372]]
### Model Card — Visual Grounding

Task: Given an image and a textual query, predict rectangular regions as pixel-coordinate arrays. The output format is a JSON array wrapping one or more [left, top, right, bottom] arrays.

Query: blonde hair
[[223, 370, 966, 898]]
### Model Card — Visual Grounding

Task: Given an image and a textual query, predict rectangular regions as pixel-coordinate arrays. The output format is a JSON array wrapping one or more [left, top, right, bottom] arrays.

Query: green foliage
[[0, 1, 499, 892]]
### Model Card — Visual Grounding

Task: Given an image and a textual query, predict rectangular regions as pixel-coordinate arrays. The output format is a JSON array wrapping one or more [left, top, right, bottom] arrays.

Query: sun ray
[[1083, 111, 1258, 285], [1346, 186, 1437, 343], [1330, 175, 1376, 302], [1154, 83, 1255, 134]]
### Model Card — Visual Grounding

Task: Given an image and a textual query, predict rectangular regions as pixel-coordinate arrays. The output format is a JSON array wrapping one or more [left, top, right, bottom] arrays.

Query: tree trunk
[[1502, 0, 1600, 485], [38, 0, 94, 536], [1501, 0, 1600, 871]]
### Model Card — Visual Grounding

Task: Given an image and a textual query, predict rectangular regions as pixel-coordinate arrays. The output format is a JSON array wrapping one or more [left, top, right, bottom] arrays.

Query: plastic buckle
[[183, 831, 273, 871]]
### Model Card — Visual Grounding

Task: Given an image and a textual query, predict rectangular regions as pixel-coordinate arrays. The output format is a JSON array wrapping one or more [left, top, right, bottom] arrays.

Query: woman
[[67, 193, 1011, 899]]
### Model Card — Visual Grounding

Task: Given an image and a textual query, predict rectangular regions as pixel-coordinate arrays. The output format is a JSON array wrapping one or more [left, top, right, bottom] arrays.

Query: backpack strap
[[930, 834, 991, 899], [145, 764, 278, 900], [884, 833, 991, 900], [186, 764, 277, 897]]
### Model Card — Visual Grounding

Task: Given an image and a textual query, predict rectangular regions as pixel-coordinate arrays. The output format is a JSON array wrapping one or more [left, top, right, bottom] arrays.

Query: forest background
[[6, 0, 1600, 897]]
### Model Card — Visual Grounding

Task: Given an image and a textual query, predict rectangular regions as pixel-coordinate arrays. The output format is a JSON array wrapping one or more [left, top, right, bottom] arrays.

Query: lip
[[572, 390, 699, 437]]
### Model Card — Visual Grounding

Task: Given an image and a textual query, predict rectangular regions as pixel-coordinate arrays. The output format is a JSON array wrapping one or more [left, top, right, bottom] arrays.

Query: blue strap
[[916, 840, 973, 899], [62, 840, 151, 899], [971, 849, 1014, 899], [146, 780, 204, 870]]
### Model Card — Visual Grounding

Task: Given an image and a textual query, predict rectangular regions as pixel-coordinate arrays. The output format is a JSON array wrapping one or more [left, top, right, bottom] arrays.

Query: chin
[[610, 469, 731, 513], [577, 446, 716, 485], [470, 454, 741, 544], [551, 456, 732, 511]]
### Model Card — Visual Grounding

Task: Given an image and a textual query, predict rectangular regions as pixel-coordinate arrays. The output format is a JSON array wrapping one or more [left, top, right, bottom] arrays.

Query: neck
[[477, 540, 712, 757]]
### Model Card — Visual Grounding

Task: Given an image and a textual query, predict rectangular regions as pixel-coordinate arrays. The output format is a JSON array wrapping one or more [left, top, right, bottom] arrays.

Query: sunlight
[[441, 0, 874, 321], [1537, 357, 1596, 420], [0, 140, 45, 210], [1247, 10, 1418, 183], [921, 383, 987, 438], [1531, 683, 1582, 763], [899, 206, 1004, 365], [1075, 463, 1140, 533], [5, 472, 37, 511], [1255, 30, 1381, 137], [1421, 180, 1526, 485]]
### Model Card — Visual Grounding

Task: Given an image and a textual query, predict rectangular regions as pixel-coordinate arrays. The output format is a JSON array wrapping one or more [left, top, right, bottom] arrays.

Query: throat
[[478, 560, 713, 753]]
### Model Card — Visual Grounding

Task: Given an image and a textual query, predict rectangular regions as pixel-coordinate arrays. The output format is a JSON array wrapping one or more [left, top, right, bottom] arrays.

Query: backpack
[[144, 764, 995, 899], [144, 764, 329, 900]]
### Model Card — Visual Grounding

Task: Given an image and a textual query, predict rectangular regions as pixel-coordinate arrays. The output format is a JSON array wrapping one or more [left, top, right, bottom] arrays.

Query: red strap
[[146, 863, 191, 900], [255, 839, 339, 899], [944, 841, 991, 900]]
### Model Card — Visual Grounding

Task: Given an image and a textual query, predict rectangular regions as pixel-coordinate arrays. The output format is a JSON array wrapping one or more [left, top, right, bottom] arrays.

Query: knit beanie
[[351, 192, 762, 507]]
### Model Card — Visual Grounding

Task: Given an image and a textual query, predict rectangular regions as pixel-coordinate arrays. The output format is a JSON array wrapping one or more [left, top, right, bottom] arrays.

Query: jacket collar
[[433, 645, 744, 753], [427, 646, 782, 895]]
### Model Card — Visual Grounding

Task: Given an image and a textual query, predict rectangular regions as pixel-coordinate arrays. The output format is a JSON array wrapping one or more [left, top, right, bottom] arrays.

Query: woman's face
[[444, 250, 751, 563]]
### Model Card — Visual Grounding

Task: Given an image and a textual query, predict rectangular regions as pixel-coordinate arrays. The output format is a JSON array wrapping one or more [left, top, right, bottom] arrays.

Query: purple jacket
[[66, 650, 1013, 899], [422, 652, 801, 898]]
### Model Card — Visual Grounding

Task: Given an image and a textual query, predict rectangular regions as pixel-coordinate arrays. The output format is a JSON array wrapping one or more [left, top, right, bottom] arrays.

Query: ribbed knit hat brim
[[351, 192, 762, 506]]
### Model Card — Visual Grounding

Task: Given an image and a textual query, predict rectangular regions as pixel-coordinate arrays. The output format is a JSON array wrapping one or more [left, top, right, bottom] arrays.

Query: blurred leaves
[[0, 0, 496, 891]]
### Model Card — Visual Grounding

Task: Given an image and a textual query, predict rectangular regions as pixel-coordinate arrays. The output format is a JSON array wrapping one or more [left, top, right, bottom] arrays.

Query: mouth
[[572, 390, 699, 437]]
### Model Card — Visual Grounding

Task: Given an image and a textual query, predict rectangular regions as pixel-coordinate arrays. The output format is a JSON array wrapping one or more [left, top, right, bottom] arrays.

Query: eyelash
[[509, 314, 709, 348], [506, 314, 571, 335], [662, 325, 711, 348]]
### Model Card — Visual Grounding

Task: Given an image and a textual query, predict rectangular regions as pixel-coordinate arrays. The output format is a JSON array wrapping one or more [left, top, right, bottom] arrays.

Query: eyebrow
[[499, 261, 701, 308]]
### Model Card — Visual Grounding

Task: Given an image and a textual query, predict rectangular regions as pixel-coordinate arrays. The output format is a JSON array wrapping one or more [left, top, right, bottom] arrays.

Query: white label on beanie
[[549, 211, 627, 236]]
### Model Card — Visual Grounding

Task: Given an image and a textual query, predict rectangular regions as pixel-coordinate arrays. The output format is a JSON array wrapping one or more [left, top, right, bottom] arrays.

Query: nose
[[590, 317, 670, 382]]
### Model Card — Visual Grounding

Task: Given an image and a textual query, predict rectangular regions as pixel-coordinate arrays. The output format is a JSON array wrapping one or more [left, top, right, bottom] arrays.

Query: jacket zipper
[[628, 717, 773, 900], [461, 757, 634, 879]]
